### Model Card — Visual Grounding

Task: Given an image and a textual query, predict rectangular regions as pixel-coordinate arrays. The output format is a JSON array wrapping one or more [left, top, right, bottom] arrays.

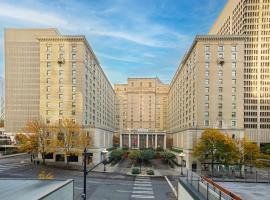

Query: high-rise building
[[0, 76, 4, 121], [209, 0, 270, 144], [5, 29, 115, 163], [115, 78, 168, 149], [168, 35, 246, 168], [4, 29, 59, 133]]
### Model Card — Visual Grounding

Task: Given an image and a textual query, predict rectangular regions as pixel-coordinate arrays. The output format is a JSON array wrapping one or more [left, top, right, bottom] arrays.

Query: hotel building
[[209, 0, 270, 145], [5, 29, 115, 163], [168, 35, 246, 168], [115, 78, 168, 149]]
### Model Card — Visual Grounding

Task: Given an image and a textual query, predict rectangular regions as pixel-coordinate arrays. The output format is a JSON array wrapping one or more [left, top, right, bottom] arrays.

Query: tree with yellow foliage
[[51, 118, 92, 167], [193, 129, 239, 176], [16, 119, 52, 165]]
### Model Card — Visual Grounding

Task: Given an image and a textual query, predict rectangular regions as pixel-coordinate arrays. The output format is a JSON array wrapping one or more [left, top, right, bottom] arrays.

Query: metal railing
[[185, 170, 242, 200]]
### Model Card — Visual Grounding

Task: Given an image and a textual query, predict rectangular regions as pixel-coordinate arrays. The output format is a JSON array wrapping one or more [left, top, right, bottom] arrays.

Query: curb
[[165, 175, 177, 198], [0, 153, 27, 159]]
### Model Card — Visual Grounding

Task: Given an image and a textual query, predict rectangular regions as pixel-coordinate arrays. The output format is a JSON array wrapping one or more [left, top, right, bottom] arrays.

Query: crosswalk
[[131, 176, 155, 199], [0, 162, 29, 173]]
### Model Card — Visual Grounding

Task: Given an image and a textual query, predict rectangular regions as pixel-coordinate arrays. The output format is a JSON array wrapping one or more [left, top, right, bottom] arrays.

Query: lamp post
[[102, 148, 108, 172], [179, 152, 185, 176]]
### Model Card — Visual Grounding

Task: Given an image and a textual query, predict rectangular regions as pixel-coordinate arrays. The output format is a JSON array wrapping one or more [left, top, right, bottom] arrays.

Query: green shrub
[[110, 149, 124, 162], [128, 150, 142, 161], [156, 147, 164, 152], [162, 151, 176, 162], [132, 167, 140, 174], [122, 147, 129, 151], [170, 146, 183, 153], [141, 149, 156, 161], [146, 169, 154, 175]]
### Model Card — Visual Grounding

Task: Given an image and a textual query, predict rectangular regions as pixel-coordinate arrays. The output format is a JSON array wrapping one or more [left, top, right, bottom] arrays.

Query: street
[[0, 154, 176, 200]]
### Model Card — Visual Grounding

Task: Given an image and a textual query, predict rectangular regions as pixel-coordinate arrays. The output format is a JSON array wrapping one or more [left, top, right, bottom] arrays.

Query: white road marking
[[132, 191, 154, 194], [133, 187, 153, 191], [131, 195, 154, 199]]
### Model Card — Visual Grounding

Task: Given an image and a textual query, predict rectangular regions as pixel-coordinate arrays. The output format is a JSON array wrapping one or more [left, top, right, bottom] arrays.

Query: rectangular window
[[72, 94, 76, 100], [47, 78, 51, 84], [218, 95, 223, 101], [232, 112, 236, 118], [232, 87, 236, 93], [204, 111, 209, 117], [232, 103, 236, 109], [47, 70, 51, 76], [59, 45, 64, 51], [205, 70, 209, 77], [46, 102, 50, 108], [232, 71, 236, 77], [47, 54, 51, 60], [218, 53, 224, 59], [59, 94, 63, 100], [72, 46, 76, 52], [205, 103, 209, 109], [205, 53, 210, 60], [205, 87, 209, 93], [232, 79, 236, 85], [218, 70, 223, 76], [72, 70, 76, 76], [205, 46, 210, 52], [59, 86, 63, 93], [218, 111, 222, 117], [218, 103, 222, 109], [59, 53, 63, 59], [218, 79, 223, 84], [59, 110, 63, 115], [72, 62, 76, 69], [59, 70, 64, 76], [232, 53, 236, 60], [218, 87, 223, 93], [218, 45, 224, 51], [205, 62, 209, 69], [59, 102, 63, 108], [204, 120, 209, 126], [232, 62, 236, 70], [47, 62, 51, 69], [47, 94, 50, 100], [205, 79, 209, 85], [232, 46, 237, 52], [59, 78, 64, 84], [47, 86, 50, 92], [231, 120, 236, 127], [72, 54, 76, 60], [72, 78, 76, 84], [232, 95, 236, 101], [205, 95, 209, 101], [47, 46, 51, 52], [72, 86, 76, 92], [72, 102, 76, 108]]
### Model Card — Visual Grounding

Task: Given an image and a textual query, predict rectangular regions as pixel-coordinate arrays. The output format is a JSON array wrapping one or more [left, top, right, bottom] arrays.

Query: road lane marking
[[132, 191, 154, 194], [131, 195, 154, 199], [133, 187, 153, 190]]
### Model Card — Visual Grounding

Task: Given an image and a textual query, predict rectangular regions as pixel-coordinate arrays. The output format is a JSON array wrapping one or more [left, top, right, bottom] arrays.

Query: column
[[164, 134, 166, 149], [137, 134, 140, 149], [155, 134, 158, 149], [146, 134, 149, 148], [128, 134, 131, 149], [120, 134, 122, 148]]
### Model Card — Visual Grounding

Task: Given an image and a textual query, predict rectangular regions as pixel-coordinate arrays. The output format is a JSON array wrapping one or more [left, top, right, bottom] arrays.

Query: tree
[[38, 170, 54, 179], [113, 134, 120, 147], [193, 129, 239, 176], [110, 149, 125, 162], [20, 119, 52, 165], [52, 118, 87, 167], [141, 149, 156, 161], [128, 150, 142, 172], [15, 133, 38, 154]]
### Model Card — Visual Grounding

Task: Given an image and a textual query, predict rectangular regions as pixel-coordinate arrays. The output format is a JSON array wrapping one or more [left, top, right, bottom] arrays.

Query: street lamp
[[179, 152, 185, 176], [102, 148, 108, 172]]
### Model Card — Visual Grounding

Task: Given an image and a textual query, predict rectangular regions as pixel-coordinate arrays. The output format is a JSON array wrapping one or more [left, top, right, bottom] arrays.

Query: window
[[232, 112, 236, 118], [218, 70, 223, 76], [205, 62, 209, 69], [204, 120, 209, 126], [59, 110, 63, 115], [218, 53, 224, 59], [46, 102, 50, 108], [232, 87, 236, 93], [72, 94, 76, 100], [232, 62, 236, 70], [231, 120, 237, 127], [232, 46, 237, 52], [205, 87, 209, 93], [59, 45, 64, 51], [72, 54, 76, 60], [232, 103, 236, 109], [47, 94, 50, 100], [59, 94, 63, 100], [72, 78, 76, 84], [204, 111, 209, 117], [47, 62, 51, 69], [232, 79, 236, 85], [47, 54, 51, 60], [59, 86, 63, 93], [232, 95, 236, 101], [232, 53, 236, 60], [59, 53, 63, 59], [218, 103, 222, 109], [232, 71, 236, 77], [205, 103, 209, 109], [72, 62, 76, 69], [72, 46, 76, 52], [218, 111, 222, 117], [218, 79, 223, 84], [72, 110, 76, 115], [59, 102, 63, 108], [205, 46, 210, 52], [72, 86, 76, 92], [218, 87, 223, 93], [59, 78, 64, 84], [47, 70, 51, 76], [205, 95, 209, 101], [218, 45, 224, 51], [218, 95, 223, 101], [47, 78, 51, 84], [47, 46, 51, 52], [72, 102, 76, 108], [72, 70, 76, 76], [205, 79, 209, 85], [205, 53, 210, 60], [59, 70, 64, 76], [47, 86, 50, 92]]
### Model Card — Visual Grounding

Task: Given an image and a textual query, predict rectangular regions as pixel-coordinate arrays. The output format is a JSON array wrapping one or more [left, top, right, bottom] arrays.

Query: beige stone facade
[[5, 29, 115, 164], [168, 35, 246, 168], [115, 78, 168, 149], [209, 0, 270, 144], [4, 28, 59, 133]]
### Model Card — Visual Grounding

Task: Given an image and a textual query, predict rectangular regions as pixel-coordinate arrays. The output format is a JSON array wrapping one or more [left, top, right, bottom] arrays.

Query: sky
[[0, 0, 227, 84]]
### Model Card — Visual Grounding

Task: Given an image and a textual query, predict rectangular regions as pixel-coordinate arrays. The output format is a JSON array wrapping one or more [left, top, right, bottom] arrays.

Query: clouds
[[0, 0, 227, 84]]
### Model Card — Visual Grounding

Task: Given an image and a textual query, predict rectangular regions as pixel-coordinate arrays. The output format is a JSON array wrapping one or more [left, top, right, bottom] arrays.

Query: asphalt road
[[0, 154, 176, 200]]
